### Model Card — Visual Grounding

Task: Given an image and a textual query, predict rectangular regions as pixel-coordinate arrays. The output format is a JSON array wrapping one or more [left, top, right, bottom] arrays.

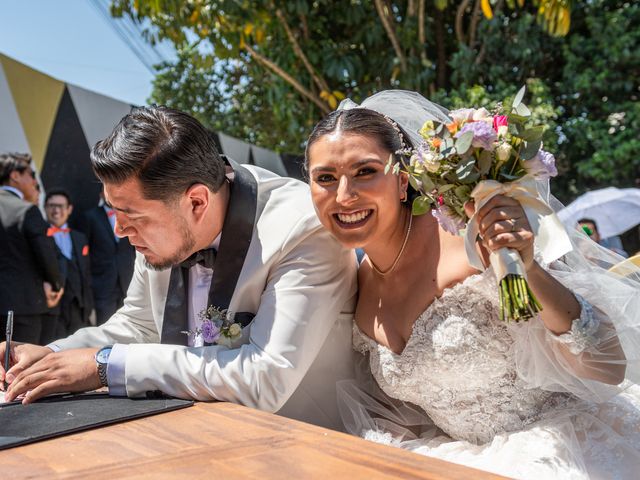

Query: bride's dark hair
[[305, 108, 418, 206]]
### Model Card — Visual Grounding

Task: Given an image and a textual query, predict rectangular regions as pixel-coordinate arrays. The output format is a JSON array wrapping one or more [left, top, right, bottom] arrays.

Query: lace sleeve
[[508, 255, 640, 402], [546, 294, 599, 355]]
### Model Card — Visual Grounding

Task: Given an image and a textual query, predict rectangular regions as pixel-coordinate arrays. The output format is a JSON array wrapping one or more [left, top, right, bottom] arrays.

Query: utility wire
[[88, 0, 172, 73]]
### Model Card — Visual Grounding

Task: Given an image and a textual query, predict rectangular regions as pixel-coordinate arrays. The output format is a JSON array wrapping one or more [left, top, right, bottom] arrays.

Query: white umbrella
[[557, 187, 640, 238]]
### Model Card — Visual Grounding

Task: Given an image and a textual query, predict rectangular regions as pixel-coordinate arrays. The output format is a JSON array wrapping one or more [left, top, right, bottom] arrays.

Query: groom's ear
[[184, 183, 210, 220]]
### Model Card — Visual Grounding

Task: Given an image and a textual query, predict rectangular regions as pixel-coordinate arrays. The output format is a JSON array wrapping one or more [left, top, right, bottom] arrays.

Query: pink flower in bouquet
[[201, 320, 221, 343], [524, 149, 557, 179], [493, 115, 508, 131], [456, 121, 497, 150], [432, 205, 466, 235]]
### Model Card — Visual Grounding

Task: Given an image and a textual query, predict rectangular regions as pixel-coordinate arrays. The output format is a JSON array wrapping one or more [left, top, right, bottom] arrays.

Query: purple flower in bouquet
[[524, 149, 557, 179], [432, 205, 466, 235], [201, 320, 221, 343], [456, 121, 497, 151]]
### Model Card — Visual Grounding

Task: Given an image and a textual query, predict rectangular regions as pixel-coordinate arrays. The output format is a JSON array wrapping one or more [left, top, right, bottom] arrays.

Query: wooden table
[[1, 402, 506, 479]]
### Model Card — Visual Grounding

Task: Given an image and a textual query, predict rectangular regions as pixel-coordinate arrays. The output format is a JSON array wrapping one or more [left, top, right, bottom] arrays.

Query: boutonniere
[[182, 305, 242, 346]]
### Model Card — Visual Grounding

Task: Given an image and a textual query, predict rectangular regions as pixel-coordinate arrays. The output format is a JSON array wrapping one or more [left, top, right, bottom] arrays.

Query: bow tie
[[47, 226, 70, 236], [180, 248, 217, 269], [107, 209, 116, 217]]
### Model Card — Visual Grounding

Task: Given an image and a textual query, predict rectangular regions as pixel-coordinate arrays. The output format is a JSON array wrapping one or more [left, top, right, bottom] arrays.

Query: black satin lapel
[[161, 266, 189, 345], [208, 160, 258, 312]]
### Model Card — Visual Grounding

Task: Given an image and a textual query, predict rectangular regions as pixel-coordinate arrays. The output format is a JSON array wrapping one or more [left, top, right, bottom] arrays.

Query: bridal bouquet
[[394, 86, 562, 323]]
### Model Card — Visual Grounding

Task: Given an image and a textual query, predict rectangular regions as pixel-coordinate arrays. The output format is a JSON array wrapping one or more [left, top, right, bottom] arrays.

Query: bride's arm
[[527, 262, 626, 385], [471, 195, 626, 386]]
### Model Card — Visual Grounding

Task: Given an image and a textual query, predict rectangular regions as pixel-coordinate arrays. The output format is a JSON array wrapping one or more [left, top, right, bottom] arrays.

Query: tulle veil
[[335, 89, 640, 447]]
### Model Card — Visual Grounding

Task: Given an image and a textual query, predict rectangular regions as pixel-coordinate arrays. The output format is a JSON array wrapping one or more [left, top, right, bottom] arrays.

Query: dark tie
[[160, 248, 217, 345]]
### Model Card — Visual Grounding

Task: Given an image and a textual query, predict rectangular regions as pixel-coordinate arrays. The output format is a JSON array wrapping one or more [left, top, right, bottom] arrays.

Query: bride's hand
[[464, 195, 535, 271]]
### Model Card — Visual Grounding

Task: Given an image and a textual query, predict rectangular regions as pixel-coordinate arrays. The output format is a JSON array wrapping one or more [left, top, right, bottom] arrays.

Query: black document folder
[[0, 392, 193, 450]]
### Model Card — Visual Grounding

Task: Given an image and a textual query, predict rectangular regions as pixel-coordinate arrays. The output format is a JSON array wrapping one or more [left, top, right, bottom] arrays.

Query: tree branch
[[468, 0, 482, 48], [243, 44, 330, 114], [275, 8, 331, 94], [418, 0, 427, 64], [455, 0, 471, 45], [374, 0, 408, 72]]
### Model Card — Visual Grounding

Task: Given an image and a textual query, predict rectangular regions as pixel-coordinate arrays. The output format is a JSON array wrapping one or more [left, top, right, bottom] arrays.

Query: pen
[[4, 310, 13, 390]]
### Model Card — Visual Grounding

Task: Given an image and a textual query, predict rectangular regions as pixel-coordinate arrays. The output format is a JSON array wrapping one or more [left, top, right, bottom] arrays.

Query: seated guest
[[0, 153, 63, 344], [44, 188, 93, 341], [578, 218, 628, 258], [77, 189, 135, 325]]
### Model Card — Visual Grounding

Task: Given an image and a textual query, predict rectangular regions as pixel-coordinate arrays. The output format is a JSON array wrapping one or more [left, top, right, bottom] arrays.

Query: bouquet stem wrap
[[464, 175, 573, 321]]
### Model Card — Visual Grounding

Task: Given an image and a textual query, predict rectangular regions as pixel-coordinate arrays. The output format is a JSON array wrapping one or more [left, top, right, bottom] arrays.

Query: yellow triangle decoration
[[0, 54, 65, 171]]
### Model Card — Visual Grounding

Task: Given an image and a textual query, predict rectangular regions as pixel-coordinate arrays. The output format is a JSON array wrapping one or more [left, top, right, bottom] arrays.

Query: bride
[[305, 90, 640, 479]]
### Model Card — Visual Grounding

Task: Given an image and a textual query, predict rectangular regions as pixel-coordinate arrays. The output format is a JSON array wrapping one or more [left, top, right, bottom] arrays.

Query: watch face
[[97, 347, 112, 364]]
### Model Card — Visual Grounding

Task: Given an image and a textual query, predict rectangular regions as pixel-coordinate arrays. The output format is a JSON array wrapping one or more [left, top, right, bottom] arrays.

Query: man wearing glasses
[[44, 189, 93, 343], [0, 153, 63, 344]]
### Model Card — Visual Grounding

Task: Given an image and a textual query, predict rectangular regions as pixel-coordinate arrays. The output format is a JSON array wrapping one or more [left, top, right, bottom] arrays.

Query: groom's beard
[[143, 218, 197, 271]]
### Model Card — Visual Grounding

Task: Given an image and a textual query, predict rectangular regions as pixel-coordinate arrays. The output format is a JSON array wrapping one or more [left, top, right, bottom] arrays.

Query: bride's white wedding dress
[[340, 268, 640, 479]]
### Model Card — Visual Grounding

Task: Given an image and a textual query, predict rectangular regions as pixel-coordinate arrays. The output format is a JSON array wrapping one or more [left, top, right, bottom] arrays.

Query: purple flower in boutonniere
[[182, 305, 243, 345], [201, 320, 221, 343]]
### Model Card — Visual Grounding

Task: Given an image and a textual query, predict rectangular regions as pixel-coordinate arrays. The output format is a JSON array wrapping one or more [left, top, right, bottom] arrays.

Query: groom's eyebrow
[[104, 200, 140, 215]]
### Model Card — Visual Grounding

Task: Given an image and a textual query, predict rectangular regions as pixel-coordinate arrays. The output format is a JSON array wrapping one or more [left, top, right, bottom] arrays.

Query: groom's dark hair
[[90, 105, 226, 202]]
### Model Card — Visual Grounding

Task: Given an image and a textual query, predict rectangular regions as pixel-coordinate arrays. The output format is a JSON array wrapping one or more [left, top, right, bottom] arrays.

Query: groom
[[1, 106, 357, 430]]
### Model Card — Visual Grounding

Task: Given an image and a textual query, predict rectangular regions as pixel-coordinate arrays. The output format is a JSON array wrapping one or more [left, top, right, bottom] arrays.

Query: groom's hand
[[4, 348, 101, 404], [0, 342, 52, 391]]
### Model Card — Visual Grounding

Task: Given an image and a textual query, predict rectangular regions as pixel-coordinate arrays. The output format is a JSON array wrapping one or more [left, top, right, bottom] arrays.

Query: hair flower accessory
[[183, 305, 243, 346]]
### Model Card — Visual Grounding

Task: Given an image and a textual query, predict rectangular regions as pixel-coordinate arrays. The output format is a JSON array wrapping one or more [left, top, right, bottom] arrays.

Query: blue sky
[[0, 0, 171, 105]]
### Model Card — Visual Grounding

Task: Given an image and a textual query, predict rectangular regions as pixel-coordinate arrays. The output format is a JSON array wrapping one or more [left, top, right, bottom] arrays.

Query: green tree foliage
[[111, 0, 638, 200]]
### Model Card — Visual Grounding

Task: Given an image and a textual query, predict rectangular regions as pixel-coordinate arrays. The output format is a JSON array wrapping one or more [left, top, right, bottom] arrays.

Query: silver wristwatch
[[95, 346, 113, 387]]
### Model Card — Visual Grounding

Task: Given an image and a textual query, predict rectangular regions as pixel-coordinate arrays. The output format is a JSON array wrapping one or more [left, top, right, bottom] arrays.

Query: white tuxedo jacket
[[54, 165, 357, 431]]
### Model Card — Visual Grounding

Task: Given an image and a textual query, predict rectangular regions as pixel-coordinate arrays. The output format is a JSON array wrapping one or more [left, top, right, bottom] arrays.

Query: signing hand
[[465, 195, 535, 271], [4, 348, 101, 404], [0, 342, 52, 390]]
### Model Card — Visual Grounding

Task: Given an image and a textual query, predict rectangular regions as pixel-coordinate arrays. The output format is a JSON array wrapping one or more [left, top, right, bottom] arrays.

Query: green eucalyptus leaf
[[408, 175, 421, 192], [438, 183, 455, 194], [521, 139, 542, 160], [455, 158, 476, 180], [412, 196, 432, 216], [455, 131, 474, 155], [454, 185, 471, 201], [515, 102, 531, 117], [420, 173, 436, 192], [512, 85, 526, 109], [520, 126, 545, 142], [477, 150, 493, 175]]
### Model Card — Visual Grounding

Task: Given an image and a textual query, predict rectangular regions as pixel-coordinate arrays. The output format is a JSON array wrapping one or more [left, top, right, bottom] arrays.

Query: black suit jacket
[[50, 228, 94, 319], [0, 189, 62, 315], [77, 206, 135, 302]]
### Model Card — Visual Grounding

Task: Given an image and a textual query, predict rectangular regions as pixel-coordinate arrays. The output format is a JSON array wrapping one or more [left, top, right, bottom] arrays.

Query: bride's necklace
[[370, 211, 413, 277]]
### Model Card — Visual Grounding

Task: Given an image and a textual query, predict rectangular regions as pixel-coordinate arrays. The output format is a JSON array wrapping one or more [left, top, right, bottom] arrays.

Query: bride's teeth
[[337, 211, 370, 224]]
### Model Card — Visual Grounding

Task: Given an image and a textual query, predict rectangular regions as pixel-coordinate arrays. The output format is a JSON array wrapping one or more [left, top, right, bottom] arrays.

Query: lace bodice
[[354, 271, 577, 445]]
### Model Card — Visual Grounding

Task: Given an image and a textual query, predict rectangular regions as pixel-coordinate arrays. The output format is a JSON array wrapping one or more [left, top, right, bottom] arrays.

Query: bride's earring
[[401, 190, 408, 203]]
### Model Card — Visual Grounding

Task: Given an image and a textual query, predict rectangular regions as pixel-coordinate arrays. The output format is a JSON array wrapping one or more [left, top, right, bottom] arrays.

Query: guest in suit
[[44, 189, 93, 341], [0, 153, 63, 344], [2, 107, 357, 431], [78, 190, 135, 325]]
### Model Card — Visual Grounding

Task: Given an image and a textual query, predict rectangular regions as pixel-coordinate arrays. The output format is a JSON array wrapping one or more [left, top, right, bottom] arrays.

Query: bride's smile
[[307, 132, 408, 250]]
